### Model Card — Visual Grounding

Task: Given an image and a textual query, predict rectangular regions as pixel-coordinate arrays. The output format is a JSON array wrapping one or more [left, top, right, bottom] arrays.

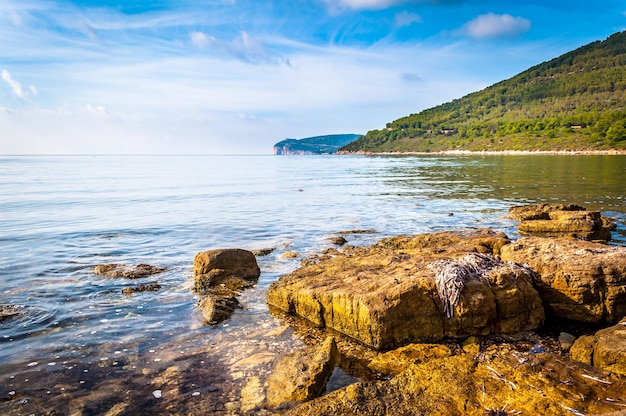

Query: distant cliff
[[273, 134, 362, 155]]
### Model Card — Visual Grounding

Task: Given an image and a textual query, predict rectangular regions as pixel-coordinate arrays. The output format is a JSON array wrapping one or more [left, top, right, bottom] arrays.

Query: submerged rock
[[266, 337, 340, 410], [268, 229, 544, 349], [198, 295, 242, 325], [500, 237, 626, 323], [122, 283, 161, 294], [194, 249, 260, 292], [507, 203, 615, 241], [0, 304, 22, 322], [570, 317, 626, 376], [94, 263, 166, 279]]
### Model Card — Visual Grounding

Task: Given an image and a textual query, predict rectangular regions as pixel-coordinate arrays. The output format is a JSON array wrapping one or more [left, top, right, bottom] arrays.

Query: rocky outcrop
[[268, 229, 544, 349], [500, 237, 626, 323], [93, 263, 166, 279], [194, 249, 260, 292], [507, 203, 615, 241], [266, 337, 340, 409], [193, 249, 261, 325], [570, 317, 626, 376], [284, 345, 626, 416]]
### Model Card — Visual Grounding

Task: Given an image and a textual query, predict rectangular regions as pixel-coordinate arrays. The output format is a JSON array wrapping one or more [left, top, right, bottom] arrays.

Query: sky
[[1, 0, 625, 154]]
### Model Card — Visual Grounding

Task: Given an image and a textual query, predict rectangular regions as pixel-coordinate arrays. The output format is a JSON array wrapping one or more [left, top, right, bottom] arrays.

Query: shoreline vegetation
[[338, 148, 626, 155]]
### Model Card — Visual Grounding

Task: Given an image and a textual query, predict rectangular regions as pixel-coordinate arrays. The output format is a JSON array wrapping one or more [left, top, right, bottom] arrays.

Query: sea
[[1, 154, 625, 415]]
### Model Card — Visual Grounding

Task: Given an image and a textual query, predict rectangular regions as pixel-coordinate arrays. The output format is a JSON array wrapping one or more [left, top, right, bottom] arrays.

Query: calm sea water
[[1, 154, 625, 414]]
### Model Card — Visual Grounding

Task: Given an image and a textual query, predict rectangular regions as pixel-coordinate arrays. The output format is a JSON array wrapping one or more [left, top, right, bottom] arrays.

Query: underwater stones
[[198, 295, 242, 325], [0, 304, 22, 322], [507, 203, 615, 241], [265, 337, 340, 410], [193, 248, 260, 292], [122, 283, 161, 294], [268, 229, 543, 349], [570, 317, 626, 376], [93, 263, 166, 279], [500, 237, 626, 323]]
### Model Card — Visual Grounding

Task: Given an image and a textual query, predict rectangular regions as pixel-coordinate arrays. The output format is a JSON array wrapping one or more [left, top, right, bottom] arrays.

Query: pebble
[[152, 390, 162, 399]]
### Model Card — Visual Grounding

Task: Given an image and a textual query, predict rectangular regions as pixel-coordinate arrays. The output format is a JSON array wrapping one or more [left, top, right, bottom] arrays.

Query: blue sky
[[1, 0, 625, 154]]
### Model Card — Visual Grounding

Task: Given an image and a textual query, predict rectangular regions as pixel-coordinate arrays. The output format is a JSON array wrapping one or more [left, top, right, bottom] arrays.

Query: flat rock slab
[[268, 229, 544, 350], [94, 263, 166, 279], [500, 237, 626, 323], [507, 203, 614, 241]]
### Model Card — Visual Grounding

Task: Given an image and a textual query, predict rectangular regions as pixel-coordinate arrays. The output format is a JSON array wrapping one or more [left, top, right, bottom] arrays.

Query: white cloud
[[1, 69, 36, 99], [460, 13, 531, 39], [395, 11, 423, 27]]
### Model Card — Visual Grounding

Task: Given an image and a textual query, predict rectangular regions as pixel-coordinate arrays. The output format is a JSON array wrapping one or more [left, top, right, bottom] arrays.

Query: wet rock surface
[[507, 203, 615, 241], [268, 229, 544, 349], [265, 337, 340, 410], [570, 317, 626, 376], [93, 263, 167, 279], [193, 249, 261, 325], [121, 283, 162, 294], [0, 304, 22, 322], [500, 236, 626, 323], [284, 342, 626, 416], [194, 249, 260, 292]]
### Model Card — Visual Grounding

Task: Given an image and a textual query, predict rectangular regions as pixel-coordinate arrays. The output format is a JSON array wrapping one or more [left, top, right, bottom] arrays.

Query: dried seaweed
[[429, 253, 502, 318]]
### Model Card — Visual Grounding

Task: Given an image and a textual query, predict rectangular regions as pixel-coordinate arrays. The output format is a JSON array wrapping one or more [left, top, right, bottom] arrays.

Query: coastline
[[337, 149, 626, 156]]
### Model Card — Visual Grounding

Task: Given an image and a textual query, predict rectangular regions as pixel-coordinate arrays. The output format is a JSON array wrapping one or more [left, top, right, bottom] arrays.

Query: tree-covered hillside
[[342, 31, 626, 153]]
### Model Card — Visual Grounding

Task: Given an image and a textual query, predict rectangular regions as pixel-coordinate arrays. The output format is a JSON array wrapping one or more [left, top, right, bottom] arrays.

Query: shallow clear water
[[1, 154, 625, 414]]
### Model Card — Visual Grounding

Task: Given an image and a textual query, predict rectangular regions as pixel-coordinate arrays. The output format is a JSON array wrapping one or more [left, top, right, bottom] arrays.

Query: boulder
[[284, 347, 626, 416], [266, 337, 340, 410], [93, 263, 166, 279], [570, 317, 626, 376], [268, 229, 544, 350], [193, 249, 260, 292], [507, 203, 614, 241], [500, 237, 626, 323]]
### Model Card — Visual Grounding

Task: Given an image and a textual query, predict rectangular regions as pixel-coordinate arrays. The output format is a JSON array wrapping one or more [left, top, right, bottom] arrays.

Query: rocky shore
[[260, 204, 626, 415]]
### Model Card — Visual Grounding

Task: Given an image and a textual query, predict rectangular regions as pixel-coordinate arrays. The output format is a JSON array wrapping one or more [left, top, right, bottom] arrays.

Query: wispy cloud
[[395, 11, 423, 27], [459, 13, 531, 39], [1, 69, 36, 99], [190, 31, 291, 66]]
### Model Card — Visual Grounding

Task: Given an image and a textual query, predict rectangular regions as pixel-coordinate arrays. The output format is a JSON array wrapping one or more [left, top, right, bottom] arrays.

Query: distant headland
[[273, 134, 362, 155]]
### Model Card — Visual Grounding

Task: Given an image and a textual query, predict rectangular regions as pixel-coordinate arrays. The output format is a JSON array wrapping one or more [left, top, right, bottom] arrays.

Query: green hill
[[341, 31, 626, 153]]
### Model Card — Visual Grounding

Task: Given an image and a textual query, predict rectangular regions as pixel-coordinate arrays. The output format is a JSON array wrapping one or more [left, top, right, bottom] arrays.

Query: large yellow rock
[[570, 318, 626, 376], [268, 229, 544, 349], [501, 237, 626, 323]]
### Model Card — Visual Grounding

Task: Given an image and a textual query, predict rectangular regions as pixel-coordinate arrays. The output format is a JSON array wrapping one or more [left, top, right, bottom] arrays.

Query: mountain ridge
[[341, 31, 626, 153]]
